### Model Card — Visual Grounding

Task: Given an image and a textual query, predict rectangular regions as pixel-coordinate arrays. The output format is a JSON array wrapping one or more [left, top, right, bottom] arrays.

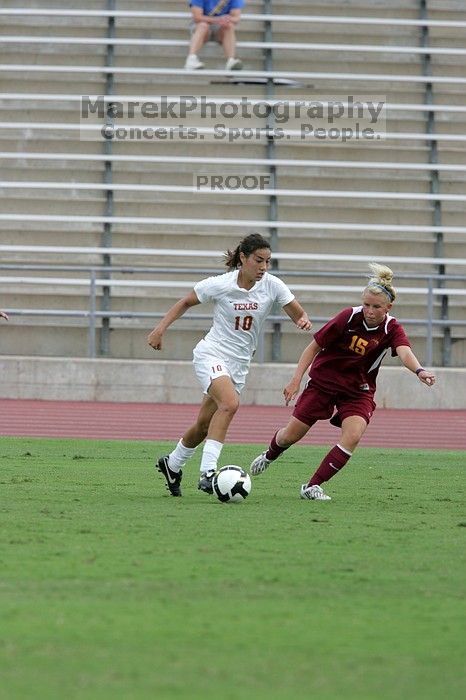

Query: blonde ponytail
[[366, 262, 396, 302]]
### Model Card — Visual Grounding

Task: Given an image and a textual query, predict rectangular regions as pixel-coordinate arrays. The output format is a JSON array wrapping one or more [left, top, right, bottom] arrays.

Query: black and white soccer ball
[[212, 465, 252, 503]]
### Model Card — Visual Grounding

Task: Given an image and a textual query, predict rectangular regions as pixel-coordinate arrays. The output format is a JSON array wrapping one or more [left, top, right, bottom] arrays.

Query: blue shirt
[[189, 0, 244, 16]]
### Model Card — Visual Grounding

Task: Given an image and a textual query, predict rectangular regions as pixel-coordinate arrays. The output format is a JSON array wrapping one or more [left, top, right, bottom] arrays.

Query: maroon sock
[[265, 431, 289, 461], [308, 444, 351, 486]]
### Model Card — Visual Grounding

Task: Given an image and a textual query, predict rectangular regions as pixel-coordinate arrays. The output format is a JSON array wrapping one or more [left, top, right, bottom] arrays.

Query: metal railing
[[1, 2, 465, 367], [1, 262, 465, 365], [1, 8, 465, 29]]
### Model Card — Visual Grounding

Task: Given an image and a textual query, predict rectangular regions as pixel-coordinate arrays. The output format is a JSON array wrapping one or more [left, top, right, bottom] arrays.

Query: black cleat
[[197, 469, 215, 494], [157, 455, 182, 497]]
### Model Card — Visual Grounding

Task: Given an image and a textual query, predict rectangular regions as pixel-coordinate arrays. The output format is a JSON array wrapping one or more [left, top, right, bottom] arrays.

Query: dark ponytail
[[224, 233, 271, 270]]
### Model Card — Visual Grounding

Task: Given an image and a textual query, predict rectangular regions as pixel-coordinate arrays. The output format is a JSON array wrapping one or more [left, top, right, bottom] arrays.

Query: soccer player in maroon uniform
[[250, 263, 436, 500]]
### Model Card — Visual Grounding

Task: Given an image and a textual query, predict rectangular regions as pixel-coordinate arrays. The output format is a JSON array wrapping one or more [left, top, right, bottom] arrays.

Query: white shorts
[[192, 339, 249, 395]]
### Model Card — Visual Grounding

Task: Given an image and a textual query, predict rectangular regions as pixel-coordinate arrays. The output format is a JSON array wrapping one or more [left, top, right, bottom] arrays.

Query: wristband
[[415, 367, 425, 376]]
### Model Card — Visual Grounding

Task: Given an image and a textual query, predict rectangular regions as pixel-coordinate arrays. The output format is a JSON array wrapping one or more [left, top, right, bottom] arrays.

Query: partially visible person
[[185, 0, 244, 71], [148, 233, 312, 497], [1, 311, 8, 321], [250, 263, 436, 501]]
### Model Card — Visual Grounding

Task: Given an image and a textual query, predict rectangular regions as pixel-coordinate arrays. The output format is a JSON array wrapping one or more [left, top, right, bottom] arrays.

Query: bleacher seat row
[[0, 0, 465, 366]]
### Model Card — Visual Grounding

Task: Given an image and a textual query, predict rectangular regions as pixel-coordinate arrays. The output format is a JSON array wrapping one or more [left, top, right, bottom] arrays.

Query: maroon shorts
[[293, 383, 376, 428]]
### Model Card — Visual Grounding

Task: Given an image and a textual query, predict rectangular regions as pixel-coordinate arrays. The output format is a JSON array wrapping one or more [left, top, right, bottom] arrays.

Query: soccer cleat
[[184, 54, 204, 70], [198, 469, 216, 494], [225, 57, 242, 71], [157, 455, 182, 497], [300, 484, 331, 501], [250, 451, 272, 476]]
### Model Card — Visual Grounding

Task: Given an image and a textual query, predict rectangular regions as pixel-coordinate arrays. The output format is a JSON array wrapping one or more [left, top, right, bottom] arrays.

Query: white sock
[[167, 439, 197, 471], [200, 439, 223, 474], [337, 443, 353, 457]]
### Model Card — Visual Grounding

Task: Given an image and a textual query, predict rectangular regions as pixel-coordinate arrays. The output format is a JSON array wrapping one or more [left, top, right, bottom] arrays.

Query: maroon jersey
[[309, 306, 411, 398]]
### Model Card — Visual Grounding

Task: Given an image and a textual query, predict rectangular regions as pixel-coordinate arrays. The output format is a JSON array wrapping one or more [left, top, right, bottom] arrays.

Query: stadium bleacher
[[0, 0, 465, 368]]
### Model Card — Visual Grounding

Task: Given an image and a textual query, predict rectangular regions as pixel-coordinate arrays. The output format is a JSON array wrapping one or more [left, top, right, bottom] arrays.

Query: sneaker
[[225, 57, 242, 71], [250, 451, 272, 476], [198, 469, 215, 494], [156, 455, 182, 497], [300, 484, 331, 501], [184, 54, 204, 70]]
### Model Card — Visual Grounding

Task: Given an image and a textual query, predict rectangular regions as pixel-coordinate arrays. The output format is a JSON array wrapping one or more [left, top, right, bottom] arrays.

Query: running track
[[0, 399, 465, 450]]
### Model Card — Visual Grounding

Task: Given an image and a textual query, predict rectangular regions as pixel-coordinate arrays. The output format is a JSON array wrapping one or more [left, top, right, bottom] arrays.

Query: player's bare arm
[[148, 290, 200, 351], [396, 345, 436, 386], [284, 339, 321, 405], [0, 310, 8, 321], [282, 299, 313, 331], [213, 9, 241, 27], [191, 6, 213, 25]]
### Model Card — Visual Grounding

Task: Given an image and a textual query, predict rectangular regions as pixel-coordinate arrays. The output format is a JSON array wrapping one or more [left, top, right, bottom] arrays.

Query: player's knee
[[218, 398, 239, 418], [342, 430, 364, 451]]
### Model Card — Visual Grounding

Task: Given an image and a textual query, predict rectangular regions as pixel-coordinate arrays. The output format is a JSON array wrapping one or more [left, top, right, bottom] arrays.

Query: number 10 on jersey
[[234, 315, 253, 331]]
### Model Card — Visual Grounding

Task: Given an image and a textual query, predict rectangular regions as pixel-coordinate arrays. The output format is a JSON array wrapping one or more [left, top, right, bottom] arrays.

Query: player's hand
[[0, 310, 8, 321], [295, 314, 312, 331], [148, 328, 163, 350], [418, 370, 435, 387], [283, 379, 301, 406]]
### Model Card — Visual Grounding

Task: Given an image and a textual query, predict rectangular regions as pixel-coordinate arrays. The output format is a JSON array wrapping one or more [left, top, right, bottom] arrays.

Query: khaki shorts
[[189, 19, 221, 42]]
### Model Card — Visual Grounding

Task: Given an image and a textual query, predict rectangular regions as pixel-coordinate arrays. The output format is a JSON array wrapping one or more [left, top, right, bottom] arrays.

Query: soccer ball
[[212, 465, 252, 503]]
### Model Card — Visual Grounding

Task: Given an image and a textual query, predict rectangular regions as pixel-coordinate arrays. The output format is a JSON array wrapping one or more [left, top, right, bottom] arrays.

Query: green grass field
[[0, 436, 464, 700]]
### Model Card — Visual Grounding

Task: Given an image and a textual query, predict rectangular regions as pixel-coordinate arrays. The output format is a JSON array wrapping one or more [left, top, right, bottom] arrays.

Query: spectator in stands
[[185, 0, 244, 71], [0, 311, 8, 321], [249, 263, 436, 501], [148, 233, 312, 497]]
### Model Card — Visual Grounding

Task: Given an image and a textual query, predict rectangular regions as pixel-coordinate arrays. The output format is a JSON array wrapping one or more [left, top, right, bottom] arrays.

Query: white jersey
[[193, 269, 295, 363]]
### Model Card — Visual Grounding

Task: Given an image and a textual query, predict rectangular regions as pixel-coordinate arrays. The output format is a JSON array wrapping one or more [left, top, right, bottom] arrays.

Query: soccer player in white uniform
[[148, 233, 313, 496]]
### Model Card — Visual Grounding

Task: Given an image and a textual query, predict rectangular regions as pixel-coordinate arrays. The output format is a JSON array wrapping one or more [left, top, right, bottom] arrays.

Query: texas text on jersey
[[194, 269, 294, 363]]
